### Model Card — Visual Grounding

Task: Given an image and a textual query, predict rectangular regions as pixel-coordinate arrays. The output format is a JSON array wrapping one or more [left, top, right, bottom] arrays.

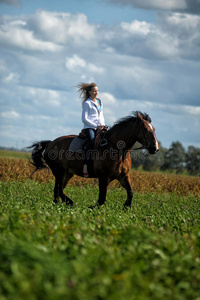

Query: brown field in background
[[0, 157, 200, 196]]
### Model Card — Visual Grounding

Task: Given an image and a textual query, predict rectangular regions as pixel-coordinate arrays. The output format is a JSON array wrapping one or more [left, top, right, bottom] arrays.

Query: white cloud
[[121, 20, 151, 35], [0, 59, 20, 83], [157, 13, 200, 59], [157, 13, 200, 39], [22, 87, 62, 108], [65, 54, 104, 74], [0, 18, 61, 52], [32, 11, 69, 44], [32, 11, 96, 44], [100, 93, 117, 122], [88, 64, 104, 74], [3, 72, 19, 83], [1, 110, 20, 119], [176, 105, 200, 116], [142, 102, 200, 117], [65, 55, 86, 71], [100, 92, 116, 105], [119, 19, 180, 59], [105, 47, 115, 54], [117, 13, 200, 60]]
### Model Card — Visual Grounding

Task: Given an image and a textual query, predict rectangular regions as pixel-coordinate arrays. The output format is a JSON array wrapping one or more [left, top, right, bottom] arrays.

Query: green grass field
[[0, 180, 200, 300], [0, 149, 31, 160]]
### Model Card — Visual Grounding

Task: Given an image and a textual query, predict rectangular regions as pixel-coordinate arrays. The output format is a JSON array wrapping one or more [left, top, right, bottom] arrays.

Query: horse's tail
[[28, 140, 52, 172]]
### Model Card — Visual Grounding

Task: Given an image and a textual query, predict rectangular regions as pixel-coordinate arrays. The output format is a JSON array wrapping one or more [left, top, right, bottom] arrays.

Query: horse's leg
[[53, 169, 74, 206], [59, 172, 74, 206], [93, 176, 110, 208], [119, 174, 133, 208], [59, 173, 74, 205], [88, 177, 109, 209]]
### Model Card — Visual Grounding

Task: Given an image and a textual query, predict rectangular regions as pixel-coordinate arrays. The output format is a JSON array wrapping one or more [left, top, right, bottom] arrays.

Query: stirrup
[[83, 171, 89, 178], [100, 138, 108, 147], [83, 165, 89, 178]]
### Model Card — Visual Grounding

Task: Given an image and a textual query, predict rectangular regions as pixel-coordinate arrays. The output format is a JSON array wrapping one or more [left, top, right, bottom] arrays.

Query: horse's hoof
[[53, 200, 60, 205], [67, 201, 75, 206], [88, 205, 95, 210], [123, 205, 131, 210]]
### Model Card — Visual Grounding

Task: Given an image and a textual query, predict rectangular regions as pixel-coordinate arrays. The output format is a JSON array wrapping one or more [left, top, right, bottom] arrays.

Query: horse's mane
[[108, 111, 151, 133]]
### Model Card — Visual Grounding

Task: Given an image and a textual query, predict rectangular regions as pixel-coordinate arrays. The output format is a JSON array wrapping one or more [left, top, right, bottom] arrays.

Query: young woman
[[77, 82, 105, 177]]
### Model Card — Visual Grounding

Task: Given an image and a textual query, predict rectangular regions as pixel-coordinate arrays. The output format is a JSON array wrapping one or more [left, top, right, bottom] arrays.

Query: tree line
[[131, 141, 200, 176]]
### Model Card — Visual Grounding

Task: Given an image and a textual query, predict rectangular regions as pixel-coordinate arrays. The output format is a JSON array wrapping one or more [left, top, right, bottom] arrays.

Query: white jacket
[[82, 98, 105, 129]]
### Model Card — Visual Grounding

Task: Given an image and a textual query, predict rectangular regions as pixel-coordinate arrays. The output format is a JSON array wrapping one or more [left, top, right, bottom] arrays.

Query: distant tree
[[185, 146, 200, 176], [131, 141, 165, 171], [161, 141, 186, 173]]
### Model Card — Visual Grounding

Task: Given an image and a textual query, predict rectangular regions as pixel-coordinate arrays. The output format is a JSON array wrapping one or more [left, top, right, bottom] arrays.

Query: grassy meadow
[[0, 150, 200, 300], [0, 149, 31, 160]]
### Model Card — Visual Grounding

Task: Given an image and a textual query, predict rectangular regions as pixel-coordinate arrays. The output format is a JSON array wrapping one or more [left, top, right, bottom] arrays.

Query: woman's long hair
[[77, 82, 97, 106]]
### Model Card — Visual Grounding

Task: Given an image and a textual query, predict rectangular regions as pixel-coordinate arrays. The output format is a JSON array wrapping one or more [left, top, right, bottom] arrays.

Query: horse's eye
[[143, 126, 148, 132]]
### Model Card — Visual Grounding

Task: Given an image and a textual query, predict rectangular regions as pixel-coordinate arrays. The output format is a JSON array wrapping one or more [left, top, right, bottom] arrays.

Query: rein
[[132, 144, 145, 151], [132, 126, 149, 151]]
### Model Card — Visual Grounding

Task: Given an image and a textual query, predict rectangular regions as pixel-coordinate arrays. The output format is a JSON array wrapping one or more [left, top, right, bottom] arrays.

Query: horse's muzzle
[[148, 145, 159, 154]]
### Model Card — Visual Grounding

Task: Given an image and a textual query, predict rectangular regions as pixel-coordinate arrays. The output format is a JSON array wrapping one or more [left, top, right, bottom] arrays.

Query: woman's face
[[89, 86, 98, 99]]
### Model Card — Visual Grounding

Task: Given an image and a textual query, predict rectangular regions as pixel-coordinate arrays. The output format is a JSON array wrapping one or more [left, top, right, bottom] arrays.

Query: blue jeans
[[83, 128, 95, 164]]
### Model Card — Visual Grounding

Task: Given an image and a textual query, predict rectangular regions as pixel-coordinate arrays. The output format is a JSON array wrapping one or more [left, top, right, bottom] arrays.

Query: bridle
[[133, 125, 151, 151]]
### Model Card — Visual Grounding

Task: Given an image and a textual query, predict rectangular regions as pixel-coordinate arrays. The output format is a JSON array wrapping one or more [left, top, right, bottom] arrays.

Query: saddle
[[78, 126, 108, 149]]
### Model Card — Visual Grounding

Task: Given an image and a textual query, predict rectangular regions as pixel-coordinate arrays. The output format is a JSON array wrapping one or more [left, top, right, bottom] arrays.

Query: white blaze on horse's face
[[155, 136, 159, 152], [147, 122, 159, 152], [144, 121, 159, 154], [148, 123, 153, 131]]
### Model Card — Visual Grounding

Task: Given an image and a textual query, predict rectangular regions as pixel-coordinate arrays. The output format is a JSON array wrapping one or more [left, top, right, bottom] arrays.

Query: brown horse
[[29, 112, 159, 209]]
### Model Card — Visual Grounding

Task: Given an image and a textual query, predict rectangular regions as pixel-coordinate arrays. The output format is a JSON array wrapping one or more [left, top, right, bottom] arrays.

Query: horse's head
[[137, 113, 159, 154]]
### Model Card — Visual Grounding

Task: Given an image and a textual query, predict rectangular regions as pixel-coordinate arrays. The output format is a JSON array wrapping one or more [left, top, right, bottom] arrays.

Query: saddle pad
[[68, 137, 86, 152]]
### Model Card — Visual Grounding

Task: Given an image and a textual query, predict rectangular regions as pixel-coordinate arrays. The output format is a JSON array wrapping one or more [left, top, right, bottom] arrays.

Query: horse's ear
[[137, 112, 144, 122]]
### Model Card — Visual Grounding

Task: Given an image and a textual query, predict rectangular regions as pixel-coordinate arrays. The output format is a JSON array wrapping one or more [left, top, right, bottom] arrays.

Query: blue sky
[[0, 0, 200, 149], [0, 0, 155, 24]]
